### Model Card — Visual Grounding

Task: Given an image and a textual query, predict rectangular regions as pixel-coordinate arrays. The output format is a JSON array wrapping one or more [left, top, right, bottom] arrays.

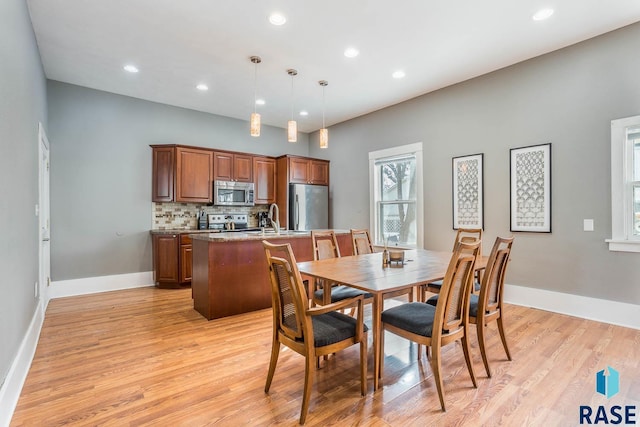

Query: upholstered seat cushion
[[314, 285, 373, 303], [381, 302, 436, 337], [308, 311, 369, 347], [428, 280, 480, 293], [427, 294, 479, 317]]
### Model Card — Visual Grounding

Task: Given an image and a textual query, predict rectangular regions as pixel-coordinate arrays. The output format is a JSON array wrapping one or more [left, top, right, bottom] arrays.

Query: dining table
[[297, 248, 488, 390]]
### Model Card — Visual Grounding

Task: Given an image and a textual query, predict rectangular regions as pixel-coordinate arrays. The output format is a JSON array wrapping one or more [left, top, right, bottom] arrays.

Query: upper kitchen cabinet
[[214, 152, 253, 182], [151, 145, 213, 203], [287, 156, 329, 185], [253, 156, 276, 204]]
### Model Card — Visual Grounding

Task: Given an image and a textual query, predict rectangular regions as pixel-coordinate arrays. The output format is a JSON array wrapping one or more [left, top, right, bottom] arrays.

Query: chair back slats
[[479, 237, 514, 315], [350, 229, 374, 255], [263, 242, 308, 340], [454, 228, 483, 255], [312, 230, 341, 260], [435, 241, 480, 334]]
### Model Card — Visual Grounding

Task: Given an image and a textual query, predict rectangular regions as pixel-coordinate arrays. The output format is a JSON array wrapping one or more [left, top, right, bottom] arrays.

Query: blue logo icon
[[596, 366, 619, 398]]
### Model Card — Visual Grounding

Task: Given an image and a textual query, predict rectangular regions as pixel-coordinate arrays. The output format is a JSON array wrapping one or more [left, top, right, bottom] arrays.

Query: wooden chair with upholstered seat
[[380, 240, 480, 411], [420, 228, 482, 300], [311, 230, 373, 306], [426, 236, 514, 377], [262, 241, 368, 425]]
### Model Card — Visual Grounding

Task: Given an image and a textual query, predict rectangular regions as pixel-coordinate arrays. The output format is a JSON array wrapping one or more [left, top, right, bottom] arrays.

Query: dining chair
[[421, 228, 483, 300], [262, 241, 368, 425], [311, 230, 373, 306], [427, 236, 514, 377], [380, 240, 480, 411], [350, 228, 414, 302]]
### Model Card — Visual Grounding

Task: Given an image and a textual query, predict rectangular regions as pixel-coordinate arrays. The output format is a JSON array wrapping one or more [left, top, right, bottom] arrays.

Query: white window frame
[[606, 115, 640, 252], [369, 142, 424, 249]]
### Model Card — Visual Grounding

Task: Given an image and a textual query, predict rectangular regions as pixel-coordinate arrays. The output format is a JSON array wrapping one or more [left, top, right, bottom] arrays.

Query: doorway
[[38, 122, 50, 312]]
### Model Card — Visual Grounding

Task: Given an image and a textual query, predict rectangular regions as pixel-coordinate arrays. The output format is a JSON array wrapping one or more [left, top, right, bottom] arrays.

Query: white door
[[38, 123, 51, 310]]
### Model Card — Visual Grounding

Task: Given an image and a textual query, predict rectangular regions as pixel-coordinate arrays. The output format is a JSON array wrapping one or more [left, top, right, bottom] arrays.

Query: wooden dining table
[[297, 248, 488, 390]]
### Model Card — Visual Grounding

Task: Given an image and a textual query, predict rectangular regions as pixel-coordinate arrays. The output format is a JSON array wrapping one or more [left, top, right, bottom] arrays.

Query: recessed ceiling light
[[392, 70, 406, 79], [344, 47, 359, 58], [123, 64, 139, 73], [196, 84, 208, 91], [269, 13, 286, 26], [532, 8, 554, 21], [299, 110, 309, 116], [256, 99, 266, 106]]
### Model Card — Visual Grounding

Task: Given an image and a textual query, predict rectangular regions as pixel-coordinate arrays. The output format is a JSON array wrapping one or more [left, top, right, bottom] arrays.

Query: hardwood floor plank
[[10, 287, 640, 426]]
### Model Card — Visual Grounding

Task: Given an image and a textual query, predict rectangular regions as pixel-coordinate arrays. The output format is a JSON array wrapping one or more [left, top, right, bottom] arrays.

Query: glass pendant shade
[[319, 128, 328, 149], [287, 120, 297, 142], [250, 112, 261, 137]]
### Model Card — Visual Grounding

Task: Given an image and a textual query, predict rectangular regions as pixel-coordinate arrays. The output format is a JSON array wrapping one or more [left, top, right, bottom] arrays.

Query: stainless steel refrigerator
[[289, 184, 329, 231]]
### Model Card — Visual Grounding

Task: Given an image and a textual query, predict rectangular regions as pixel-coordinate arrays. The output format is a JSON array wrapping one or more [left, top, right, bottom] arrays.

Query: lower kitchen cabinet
[[152, 232, 192, 288]]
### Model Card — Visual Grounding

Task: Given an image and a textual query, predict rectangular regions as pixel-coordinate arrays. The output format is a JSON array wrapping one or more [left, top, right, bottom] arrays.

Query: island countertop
[[189, 229, 349, 242]]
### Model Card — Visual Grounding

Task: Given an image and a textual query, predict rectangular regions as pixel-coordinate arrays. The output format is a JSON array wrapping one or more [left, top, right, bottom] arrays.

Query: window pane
[[380, 158, 416, 201], [634, 139, 640, 181], [379, 202, 416, 246], [634, 185, 640, 236]]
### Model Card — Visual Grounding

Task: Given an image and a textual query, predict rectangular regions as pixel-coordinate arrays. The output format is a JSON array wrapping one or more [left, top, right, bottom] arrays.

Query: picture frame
[[452, 153, 484, 230], [510, 143, 552, 233]]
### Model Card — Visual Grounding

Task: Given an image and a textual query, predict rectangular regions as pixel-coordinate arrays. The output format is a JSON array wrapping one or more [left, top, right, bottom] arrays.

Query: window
[[607, 115, 640, 252], [369, 143, 423, 248]]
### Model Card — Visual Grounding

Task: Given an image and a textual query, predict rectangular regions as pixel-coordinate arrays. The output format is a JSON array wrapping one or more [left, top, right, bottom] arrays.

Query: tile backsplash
[[152, 202, 269, 229]]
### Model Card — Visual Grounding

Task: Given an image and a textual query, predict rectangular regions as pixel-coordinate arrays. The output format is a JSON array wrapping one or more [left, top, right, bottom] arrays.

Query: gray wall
[[47, 81, 310, 280], [311, 22, 640, 305], [0, 0, 47, 386]]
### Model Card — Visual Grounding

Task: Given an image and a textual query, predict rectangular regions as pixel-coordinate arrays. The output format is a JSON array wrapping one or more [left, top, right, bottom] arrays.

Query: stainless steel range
[[207, 213, 254, 232]]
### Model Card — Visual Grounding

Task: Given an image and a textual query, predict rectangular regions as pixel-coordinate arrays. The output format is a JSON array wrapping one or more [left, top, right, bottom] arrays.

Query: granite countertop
[[149, 229, 214, 235], [189, 229, 349, 242]]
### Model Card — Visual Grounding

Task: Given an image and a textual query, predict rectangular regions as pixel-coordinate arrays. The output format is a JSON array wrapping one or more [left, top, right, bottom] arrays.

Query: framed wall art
[[510, 143, 552, 232], [452, 153, 483, 230]]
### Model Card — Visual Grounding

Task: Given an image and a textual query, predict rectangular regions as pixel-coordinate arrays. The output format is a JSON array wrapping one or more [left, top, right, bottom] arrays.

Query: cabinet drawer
[[180, 234, 192, 245]]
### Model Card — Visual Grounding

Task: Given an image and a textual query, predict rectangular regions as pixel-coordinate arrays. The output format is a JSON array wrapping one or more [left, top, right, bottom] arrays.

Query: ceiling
[[27, 0, 640, 133]]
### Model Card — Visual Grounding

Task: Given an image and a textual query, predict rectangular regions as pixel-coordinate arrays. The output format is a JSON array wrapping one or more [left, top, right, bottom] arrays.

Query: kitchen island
[[190, 230, 353, 320]]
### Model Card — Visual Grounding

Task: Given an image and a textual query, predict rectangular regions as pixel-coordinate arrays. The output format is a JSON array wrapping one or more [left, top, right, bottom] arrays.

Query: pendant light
[[319, 80, 328, 149], [250, 56, 261, 137], [287, 69, 298, 143]]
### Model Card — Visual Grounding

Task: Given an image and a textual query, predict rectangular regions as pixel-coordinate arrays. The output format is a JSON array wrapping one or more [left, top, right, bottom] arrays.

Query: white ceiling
[[27, 0, 640, 133]]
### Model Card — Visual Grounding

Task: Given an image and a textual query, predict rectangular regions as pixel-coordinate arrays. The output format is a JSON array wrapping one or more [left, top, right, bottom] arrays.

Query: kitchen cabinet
[[253, 156, 276, 204], [214, 152, 253, 182], [276, 155, 330, 229], [151, 145, 213, 203], [288, 156, 329, 185], [151, 232, 193, 288]]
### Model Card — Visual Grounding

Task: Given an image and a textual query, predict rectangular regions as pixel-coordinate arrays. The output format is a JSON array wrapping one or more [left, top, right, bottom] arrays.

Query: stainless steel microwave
[[213, 180, 255, 206]]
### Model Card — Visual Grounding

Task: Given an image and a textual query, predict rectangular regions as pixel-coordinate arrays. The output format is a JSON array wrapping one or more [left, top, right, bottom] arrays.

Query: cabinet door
[[176, 147, 213, 202], [253, 157, 276, 204], [234, 154, 253, 182], [213, 152, 234, 181], [152, 147, 174, 201], [154, 234, 179, 284], [309, 160, 329, 185], [289, 158, 310, 184], [180, 244, 193, 283]]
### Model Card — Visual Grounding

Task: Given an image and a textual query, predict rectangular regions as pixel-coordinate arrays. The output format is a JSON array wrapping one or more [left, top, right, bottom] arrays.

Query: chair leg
[[476, 320, 492, 378], [461, 330, 477, 388], [360, 332, 368, 396], [497, 316, 512, 361], [379, 327, 385, 380], [265, 340, 280, 393], [300, 353, 315, 425], [431, 344, 446, 412]]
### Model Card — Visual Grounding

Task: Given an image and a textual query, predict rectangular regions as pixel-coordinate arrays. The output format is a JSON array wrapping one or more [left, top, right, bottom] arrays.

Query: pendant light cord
[[253, 62, 258, 115]]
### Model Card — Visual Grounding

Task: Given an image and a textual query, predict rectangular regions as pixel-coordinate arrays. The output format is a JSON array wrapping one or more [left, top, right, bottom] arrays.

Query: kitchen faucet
[[268, 203, 280, 234]]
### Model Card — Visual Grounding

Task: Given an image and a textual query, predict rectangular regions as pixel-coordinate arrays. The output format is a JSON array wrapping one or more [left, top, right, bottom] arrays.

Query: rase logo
[[579, 366, 636, 425]]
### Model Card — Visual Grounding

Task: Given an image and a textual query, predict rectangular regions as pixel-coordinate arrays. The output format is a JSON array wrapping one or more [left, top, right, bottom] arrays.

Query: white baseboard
[[0, 301, 45, 427], [504, 284, 640, 330], [49, 271, 154, 299]]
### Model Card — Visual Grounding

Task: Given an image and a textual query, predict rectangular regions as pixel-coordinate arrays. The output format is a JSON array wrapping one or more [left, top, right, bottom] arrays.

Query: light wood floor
[[11, 287, 640, 426]]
